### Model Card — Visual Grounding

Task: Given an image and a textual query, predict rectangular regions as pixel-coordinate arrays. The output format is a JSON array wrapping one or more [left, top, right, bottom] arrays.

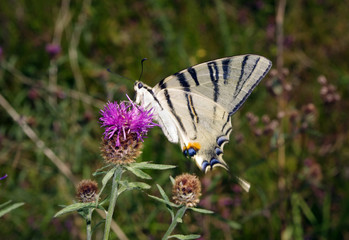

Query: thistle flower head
[[76, 180, 98, 203], [172, 173, 202, 207], [100, 98, 156, 146], [99, 96, 156, 164]]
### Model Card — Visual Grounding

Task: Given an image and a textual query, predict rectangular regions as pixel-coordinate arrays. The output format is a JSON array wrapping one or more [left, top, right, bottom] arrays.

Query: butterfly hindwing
[[154, 87, 232, 171]]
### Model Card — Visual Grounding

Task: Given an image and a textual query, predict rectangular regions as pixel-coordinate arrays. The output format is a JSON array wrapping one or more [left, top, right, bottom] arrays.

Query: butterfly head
[[134, 80, 146, 105], [134, 80, 157, 112]]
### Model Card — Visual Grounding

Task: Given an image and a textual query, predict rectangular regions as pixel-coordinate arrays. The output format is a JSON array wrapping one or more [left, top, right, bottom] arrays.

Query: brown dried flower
[[172, 173, 202, 207], [76, 180, 98, 203], [100, 133, 142, 165]]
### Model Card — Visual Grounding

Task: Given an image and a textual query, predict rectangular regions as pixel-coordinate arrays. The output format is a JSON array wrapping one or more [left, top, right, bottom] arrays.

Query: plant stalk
[[103, 167, 123, 240], [162, 206, 187, 240], [86, 208, 93, 240]]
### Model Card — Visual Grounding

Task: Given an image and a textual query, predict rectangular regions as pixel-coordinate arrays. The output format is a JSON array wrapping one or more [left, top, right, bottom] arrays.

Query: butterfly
[[134, 55, 272, 191]]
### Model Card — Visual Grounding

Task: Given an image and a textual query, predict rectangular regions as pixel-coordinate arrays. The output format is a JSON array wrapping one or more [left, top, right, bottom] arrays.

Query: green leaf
[[102, 167, 118, 186], [128, 181, 151, 189], [296, 194, 317, 224], [117, 185, 127, 195], [93, 163, 115, 175], [169, 176, 175, 185], [130, 162, 176, 170], [157, 184, 170, 202], [0, 202, 24, 217], [189, 207, 214, 214], [148, 194, 179, 208], [53, 202, 95, 218], [125, 166, 152, 179], [0, 200, 12, 209], [168, 234, 201, 239], [227, 220, 242, 230], [118, 181, 151, 194]]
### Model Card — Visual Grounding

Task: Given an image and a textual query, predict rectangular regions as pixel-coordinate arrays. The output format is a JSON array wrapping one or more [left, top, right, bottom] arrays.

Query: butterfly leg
[[182, 142, 201, 157]]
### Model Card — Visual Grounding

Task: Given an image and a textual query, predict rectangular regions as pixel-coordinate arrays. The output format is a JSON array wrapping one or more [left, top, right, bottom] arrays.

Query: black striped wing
[[152, 55, 272, 172]]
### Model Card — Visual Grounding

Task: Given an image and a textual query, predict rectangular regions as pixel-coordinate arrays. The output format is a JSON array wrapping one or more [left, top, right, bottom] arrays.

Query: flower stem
[[162, 206, 187, 240], [103, 166, 123, 240], [86, 208, 93, 240]]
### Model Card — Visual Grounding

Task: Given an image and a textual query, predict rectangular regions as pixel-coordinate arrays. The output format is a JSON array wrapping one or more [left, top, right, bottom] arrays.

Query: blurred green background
[[1, 0, 348, 239]]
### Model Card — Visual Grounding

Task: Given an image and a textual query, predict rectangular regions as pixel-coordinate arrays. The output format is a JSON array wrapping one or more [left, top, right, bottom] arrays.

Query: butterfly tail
[[235, 176, 251, 192]]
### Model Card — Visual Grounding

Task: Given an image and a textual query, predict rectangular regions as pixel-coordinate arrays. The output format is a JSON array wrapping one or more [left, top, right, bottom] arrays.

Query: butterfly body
[[134, 55, 272, 175]]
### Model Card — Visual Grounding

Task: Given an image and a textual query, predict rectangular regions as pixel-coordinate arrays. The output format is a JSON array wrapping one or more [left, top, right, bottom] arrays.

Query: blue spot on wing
[[183, 149, 188, 156], [217, 136, 228, 146], [201, 161, 209, 172], [215, 148, 223, 155], [188, 148, 196, 157], [210, 158, 220, 167]]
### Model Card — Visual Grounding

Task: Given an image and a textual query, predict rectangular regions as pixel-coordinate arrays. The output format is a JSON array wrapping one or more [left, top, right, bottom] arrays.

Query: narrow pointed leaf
[[148, 194, 179, 208], [54, 202, 95, 218], [168, 234, 201, 239], [169, 176, 175, 185], [189, 207, 214, 214], [0, 200, 12, 209], [0, 202, 24, 217], [130, 162, 176, 170], [125, 166, 152, 179], [93, 163, 115, 176], [227, 220, 242, 229], [156, 184, 170, 202]]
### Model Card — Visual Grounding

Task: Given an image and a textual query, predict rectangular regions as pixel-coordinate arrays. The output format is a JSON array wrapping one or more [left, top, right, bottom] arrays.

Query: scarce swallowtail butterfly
[[134, 55, 272, 191]]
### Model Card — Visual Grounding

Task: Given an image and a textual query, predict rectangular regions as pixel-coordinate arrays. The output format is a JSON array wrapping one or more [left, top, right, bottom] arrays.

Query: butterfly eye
[[138, 82, 143, 89]]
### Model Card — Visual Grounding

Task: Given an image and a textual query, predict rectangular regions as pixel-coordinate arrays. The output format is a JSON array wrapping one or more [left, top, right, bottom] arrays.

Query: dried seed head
[[100, 133, 142, 165], [76, 180, 98, 203], [172, 173, 202, 207]]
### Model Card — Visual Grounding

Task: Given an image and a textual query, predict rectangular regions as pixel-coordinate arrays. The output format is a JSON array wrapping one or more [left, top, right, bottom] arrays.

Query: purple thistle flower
[[99, 96, 156, 147]]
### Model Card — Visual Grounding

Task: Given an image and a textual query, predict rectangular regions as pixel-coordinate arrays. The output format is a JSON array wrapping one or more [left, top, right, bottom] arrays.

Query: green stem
[[103, 167, 123, 240], [162, 206, 187, 240], [86, 208, 92, 240]]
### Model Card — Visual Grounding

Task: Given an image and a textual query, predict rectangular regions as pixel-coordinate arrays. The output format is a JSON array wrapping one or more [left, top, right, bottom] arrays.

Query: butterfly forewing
[[154, 55, 271, 115]]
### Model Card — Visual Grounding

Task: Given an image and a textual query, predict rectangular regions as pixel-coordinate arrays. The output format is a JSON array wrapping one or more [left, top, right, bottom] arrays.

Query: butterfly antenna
[[139, 58, 148, 81]]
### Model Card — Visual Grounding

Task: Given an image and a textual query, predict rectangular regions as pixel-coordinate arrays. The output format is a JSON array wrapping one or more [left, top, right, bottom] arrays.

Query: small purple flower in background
[[45, 43, 61, 58], [99, 96, 156, 164], [0, 46, 3, 59], [0, 174, 7, 180]]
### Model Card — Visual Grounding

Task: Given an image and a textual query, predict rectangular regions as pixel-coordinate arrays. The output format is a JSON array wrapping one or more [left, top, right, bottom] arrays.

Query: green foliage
[[0, 200, 24, 218], [1, 0, 349, 239]]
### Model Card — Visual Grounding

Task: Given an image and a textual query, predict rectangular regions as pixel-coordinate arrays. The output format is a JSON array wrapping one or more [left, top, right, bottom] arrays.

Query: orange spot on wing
[[183, 142, 201, 151]]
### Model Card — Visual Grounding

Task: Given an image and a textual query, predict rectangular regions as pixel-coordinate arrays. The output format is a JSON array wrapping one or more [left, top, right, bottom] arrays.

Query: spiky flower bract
[[172, 173, 202, 207], [76, 180, 98, 203], [99, 97, 156, 164]]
